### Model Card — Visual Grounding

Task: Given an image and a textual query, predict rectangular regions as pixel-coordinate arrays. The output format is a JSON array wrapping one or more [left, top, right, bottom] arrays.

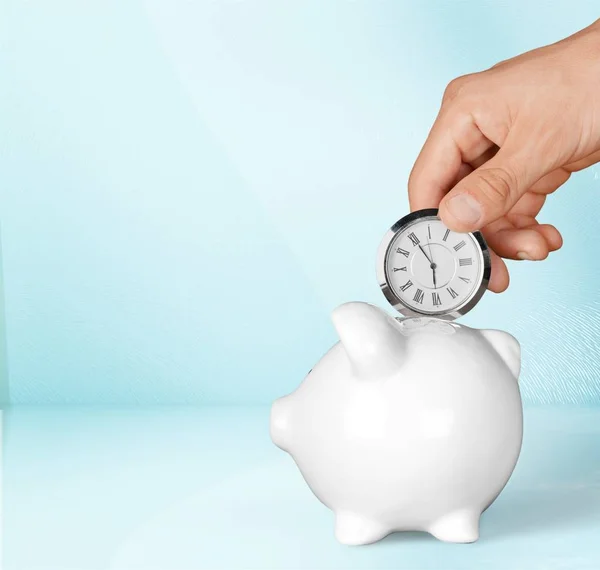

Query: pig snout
[[270, 396, 293, 452]]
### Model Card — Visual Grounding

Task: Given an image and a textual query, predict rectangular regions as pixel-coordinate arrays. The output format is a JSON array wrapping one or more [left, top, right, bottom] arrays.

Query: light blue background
[[4, 407, 600, 569], [1, 0, 600, 405]]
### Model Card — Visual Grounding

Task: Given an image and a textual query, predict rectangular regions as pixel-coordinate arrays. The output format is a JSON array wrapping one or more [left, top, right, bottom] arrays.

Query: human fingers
[[485, 224, 550, 261], [488, 249, 509, 293], [565, 148, 600, 173], [408, 106, 495, 211], [510, 192, 546, 217], [507, 214, 563, 251], [438, 138, 557, 232]]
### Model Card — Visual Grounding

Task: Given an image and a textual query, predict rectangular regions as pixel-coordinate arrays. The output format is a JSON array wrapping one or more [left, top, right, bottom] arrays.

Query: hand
[[408, 19, 600, 293]]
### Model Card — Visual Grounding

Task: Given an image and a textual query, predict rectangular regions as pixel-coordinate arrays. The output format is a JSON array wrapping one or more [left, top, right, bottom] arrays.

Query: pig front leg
[[334, 510, 390, 545]]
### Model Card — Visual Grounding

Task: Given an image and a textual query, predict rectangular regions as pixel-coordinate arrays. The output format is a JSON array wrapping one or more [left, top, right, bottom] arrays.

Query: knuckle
[[476, 167, 518, 206], [442, 74, 474, 103], [407, 169, 421, 208], [407, 165, 418, 190]]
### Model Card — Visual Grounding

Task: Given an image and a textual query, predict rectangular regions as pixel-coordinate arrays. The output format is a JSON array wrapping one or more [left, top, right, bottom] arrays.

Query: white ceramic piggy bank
[[270, 302, 522, 545]]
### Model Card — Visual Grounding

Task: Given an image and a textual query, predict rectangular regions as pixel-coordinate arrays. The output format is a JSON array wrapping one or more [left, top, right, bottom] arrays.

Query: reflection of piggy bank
[[270, 302, 522, 545]]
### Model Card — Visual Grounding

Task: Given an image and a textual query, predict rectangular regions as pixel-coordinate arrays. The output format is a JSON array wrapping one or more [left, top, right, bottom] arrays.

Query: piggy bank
[[270, 302, 522, 545]]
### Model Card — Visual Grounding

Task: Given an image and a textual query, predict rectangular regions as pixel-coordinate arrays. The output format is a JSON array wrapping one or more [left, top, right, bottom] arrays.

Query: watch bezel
[[376, 208, 491, 321]]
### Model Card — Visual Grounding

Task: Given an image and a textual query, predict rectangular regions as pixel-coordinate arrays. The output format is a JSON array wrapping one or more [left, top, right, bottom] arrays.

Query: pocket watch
[[377, 208, 491, 321]]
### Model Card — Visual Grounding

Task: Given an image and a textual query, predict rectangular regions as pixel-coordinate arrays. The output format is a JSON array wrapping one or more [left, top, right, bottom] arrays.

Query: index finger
[[408, 109, 494, 211]]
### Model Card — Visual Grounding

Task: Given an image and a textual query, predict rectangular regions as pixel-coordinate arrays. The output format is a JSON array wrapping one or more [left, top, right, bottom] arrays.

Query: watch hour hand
[[425, 233, 437, 288]]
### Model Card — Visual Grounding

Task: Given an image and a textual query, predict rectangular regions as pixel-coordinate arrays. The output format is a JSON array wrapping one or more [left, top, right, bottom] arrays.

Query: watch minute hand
[[418, 244, 432, 264]]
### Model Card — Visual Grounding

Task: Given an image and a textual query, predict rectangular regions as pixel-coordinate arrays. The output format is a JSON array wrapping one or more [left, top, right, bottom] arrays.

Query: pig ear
[[482, 330, 521, 379], [331, 302, 405, 380]]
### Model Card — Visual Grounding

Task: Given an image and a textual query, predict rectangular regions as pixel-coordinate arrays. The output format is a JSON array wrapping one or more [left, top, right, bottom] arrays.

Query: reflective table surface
[[2, 406, 599, 569]]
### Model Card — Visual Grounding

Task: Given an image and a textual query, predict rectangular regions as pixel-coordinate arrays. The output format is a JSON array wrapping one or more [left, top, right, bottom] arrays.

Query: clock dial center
[[409, 243, 455, 290]]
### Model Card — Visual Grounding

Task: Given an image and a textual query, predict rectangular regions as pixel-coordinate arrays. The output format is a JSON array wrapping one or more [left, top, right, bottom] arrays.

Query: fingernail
[[445, 194, 482, 226], [517, 251, 533, 261]]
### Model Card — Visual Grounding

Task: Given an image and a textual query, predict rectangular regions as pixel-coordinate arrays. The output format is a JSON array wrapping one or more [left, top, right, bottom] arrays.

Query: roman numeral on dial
[[459, 276, 471, 283], [443, 229, 450, 242], [432, 292, 441, 306], [400, 280, 413, 292], [459, 258, 473, 266], [397, 247, 410, 258], [413, 289, 424, 304], [393, 267, 407, 272], [447, 287, 458, 299], [428, 225, 431, 239], [407, 232, 420, 246], [454, 240, 466, 251]]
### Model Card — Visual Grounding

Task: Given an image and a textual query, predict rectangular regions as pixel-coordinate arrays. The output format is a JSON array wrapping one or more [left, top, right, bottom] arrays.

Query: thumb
[[439, 147, 550, 232]]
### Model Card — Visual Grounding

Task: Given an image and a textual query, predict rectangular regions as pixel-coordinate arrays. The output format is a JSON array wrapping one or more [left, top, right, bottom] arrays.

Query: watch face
[[377, 209, 491, 320]]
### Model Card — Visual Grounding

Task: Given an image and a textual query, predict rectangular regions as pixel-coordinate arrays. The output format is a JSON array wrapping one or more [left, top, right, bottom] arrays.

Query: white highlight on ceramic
[[270, 302, 523, 545]]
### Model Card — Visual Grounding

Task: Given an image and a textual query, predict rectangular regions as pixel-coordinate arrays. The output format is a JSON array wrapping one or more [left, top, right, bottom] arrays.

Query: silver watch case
[[376, 208, 491, 321]]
